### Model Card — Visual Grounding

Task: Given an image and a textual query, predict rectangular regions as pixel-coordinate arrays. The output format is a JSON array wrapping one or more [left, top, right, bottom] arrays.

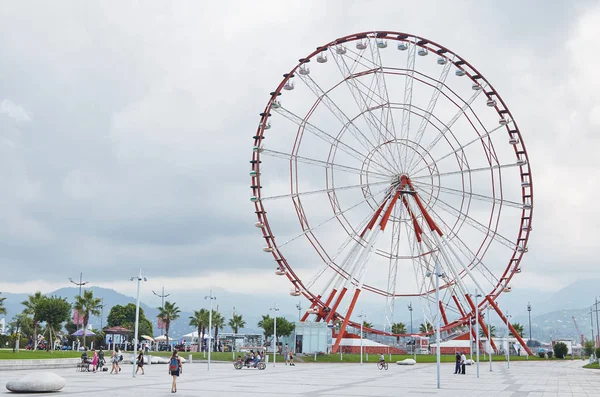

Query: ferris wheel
[[250, 31, 533, 355]]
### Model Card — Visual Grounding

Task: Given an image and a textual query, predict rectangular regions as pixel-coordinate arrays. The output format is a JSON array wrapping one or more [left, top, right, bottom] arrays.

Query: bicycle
[[377, 361, 389, 370]]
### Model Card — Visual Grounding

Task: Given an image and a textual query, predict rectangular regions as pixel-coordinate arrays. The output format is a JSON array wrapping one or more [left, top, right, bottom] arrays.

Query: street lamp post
[[270, 304, 279, 367], [69, 273, 89, 337], [205, 290, 216, 371], [358, 311, 366, 366], [487, 304, 492, 372], [474, 289, 482, 378], [153, 287, 170, 309], [100, 298, 104, 331], [590, 306, 595, 348], [296, 301, 302, 321], [527, 302, 532, 361], [294, 301, 302, 354], [595, 298, 600, 348], [505, 310, 511, 369], [426, 262, 443, 389], [130, 269, 147, 378]]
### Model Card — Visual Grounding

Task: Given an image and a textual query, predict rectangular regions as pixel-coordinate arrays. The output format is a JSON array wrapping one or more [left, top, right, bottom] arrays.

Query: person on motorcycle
[[253, 352, 262, 367]]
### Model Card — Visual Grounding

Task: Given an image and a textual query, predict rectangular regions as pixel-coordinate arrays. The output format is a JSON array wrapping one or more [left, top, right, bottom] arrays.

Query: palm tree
[[228, 313, 246, 334], [391, 322, 407, 343], [480, 325, 496, 338], [510, 322, 525, 337], [0, 294, 6, 316], [21, 292, 44, 349], [157, 301, 180, 347], [189, 309, 209, 348], [73, 290, 102, 347], [419, 322, 434, 333], [211, 310, 225, 351]]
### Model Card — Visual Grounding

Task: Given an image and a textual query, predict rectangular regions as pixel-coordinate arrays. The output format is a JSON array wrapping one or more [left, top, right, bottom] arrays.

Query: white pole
[[132, 270, 141, 378], [475, 289, 480, 378], [360, 319, 364, 365], [205, 290, 215, 371], [435, 261, 441, 390], [469, 317, 473, 362], [488, 305, 492, 372], [506, 309, 510, 369], [131, 269, 145, 378], [271, 304, 279, 367]]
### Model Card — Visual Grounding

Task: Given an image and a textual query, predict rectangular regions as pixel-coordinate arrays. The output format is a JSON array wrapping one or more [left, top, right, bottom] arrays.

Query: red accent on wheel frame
[[486, 296, 533, 356], [331, 288, 361, 353], [439, 301, 449, 326]]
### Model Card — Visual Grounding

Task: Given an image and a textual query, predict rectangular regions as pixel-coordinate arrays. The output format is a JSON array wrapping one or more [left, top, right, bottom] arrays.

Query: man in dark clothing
[[454, 352, 461, 374]]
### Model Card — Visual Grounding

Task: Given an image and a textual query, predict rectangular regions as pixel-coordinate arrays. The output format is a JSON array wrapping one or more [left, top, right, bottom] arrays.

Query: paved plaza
[[1, 360, 599, 396]]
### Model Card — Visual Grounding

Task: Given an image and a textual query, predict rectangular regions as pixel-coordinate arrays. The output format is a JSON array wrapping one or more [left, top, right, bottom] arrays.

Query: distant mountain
[[2, 278, 599, 343]]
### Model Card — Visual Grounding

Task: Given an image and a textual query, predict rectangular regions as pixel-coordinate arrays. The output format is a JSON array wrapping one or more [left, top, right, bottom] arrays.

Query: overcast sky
[[1, 0, 599, 310]]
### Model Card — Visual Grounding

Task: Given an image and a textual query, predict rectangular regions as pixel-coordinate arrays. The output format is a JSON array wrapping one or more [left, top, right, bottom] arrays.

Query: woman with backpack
[[169, 349, 182, 393]]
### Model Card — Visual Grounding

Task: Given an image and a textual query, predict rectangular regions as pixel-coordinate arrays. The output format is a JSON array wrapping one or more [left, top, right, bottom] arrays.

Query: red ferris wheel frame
[[250, 31, 533, 355]]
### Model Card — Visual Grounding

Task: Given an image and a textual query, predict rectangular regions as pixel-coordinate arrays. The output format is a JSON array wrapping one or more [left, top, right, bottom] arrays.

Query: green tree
[[480, 325, 496, 338], [106, 304, 153, 338], [258, 315, 274, 339], [419, 322, 433, 333], [157, 301, 180, 346], [21, 292, 44, 349], [228, 313, 246, 334], [189, 309, 209, 346], [584, 339, 595, 357], [73, 290, 102, 347], [509, 322, 525, 338], [36, 296, 71, 351], [274, 317, 295, 342], [553, 341, 568, 359], [211, 310, 225, 351], [391, 322, 407, 343]]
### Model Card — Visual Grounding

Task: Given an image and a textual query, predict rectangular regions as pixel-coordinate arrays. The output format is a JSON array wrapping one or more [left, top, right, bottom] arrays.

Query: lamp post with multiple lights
[[205, 290, 216, 370]]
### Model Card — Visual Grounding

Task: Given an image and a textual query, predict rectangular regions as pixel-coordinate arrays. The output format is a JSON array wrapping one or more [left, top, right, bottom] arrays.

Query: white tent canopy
[[182, 331, 212, 340]]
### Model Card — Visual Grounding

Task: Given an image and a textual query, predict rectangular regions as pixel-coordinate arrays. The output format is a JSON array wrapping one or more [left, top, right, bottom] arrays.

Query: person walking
[[110, 347, 121, 374], [289, 348, 295, 366], [135, 350, 145, 375], [283, 343, 290, 365], [97, 348, 105, 371], [460, 351, 467, 374], [169, 350, 183, 393], [454, 352, 461, 374], [91, 349, 99, 373]]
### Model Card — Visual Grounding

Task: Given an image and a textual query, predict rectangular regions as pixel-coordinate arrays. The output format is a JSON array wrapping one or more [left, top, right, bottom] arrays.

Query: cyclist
[[378, 354, 385, 364]]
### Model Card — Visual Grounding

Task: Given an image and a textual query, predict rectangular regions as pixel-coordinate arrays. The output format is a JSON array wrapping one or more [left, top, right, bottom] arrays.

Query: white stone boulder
[[465, 359, 475, 365], [150, 356, 187, 364], [396, 358, 416, 365], [6, 372, 65, 393]]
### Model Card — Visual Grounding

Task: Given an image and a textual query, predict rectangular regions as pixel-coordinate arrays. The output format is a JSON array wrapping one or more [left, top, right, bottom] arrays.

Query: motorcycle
[[233, 359, 266, 370]]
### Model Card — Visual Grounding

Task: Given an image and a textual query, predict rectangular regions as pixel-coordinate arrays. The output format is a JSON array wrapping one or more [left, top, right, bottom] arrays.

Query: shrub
[[584, 340, 595, 357], [595, 347, 600, 359], [538, 351, 545, 358], [553, 342, 568, 359], [547, 350, 553, 359]]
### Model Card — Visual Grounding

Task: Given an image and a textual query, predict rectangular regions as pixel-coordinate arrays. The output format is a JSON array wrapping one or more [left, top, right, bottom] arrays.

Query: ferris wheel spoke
[[261, 180, 390, 202], [278, 184, 391, 249], [329, 51, 402, 172], [426, 205, 500, 289], [405, 56, 454, 171], [411, 122, 507, 176], [296, 74, 402, 174], [260, 148, 390, 179], [408, 88, 485, 175], [423, 192, 518, 251], [398, 40, 417, 172], [412, 180, 522, 209], [272, 106, 369, 164], [412, 161, 522, 180]]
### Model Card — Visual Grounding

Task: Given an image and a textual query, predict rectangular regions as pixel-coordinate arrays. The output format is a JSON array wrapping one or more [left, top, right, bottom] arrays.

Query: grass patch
[[0, 350, 82, 360], [583, 362, 599, 369]]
